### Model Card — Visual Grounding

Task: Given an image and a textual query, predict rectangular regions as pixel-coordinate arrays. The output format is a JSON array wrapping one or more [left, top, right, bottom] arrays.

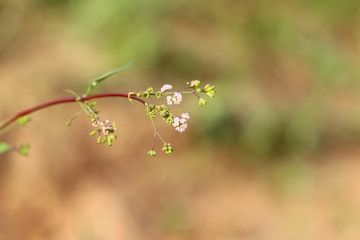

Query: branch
[[0, 93, 146, 131]]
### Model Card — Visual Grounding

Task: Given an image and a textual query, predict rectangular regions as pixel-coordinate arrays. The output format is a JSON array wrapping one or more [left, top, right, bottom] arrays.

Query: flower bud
[[148, 150, 156, 156], [198, 98, 208, 106]]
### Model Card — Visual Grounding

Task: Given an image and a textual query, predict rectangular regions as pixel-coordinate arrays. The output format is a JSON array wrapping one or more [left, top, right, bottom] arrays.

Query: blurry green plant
[[0, 63, 215, 156]]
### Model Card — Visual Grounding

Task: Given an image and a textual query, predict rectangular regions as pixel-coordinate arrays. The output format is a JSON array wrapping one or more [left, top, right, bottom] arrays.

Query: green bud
[[204, 84, 215, 98], [190, 80, 201, 89], [146, 87, 154, 93], [165, 146, 173, 154], [107, 135, 116, 146], [148, 150, 156, 156], [198, 98, 208, 106], [89, 130, 98, 136], [155, 92, 163, 98], [146, 105, 156, 118], [162, 143, 174, 154], [163, 115, 174, 125]]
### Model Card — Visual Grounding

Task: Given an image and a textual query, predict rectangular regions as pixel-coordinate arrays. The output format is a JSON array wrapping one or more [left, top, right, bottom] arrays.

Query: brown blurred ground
[[2, 1, 360, 239]]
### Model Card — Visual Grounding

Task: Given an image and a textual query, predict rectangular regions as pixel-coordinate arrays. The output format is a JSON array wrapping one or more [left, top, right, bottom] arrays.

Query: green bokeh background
[[2, 0, 360, 239]]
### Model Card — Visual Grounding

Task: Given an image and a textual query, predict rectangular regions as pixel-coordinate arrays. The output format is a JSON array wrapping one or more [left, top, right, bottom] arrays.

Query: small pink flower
[[175, 123, 188, 132], [181, 112, 190, 119], [173, 113, 190, 133], [160, 84, 172, 92], [172, 117, 180, 127], [167, 95, 173, 105], [92, 119, 117, 136], [173, 92, 182, 104], [167, 92, 182, 105]]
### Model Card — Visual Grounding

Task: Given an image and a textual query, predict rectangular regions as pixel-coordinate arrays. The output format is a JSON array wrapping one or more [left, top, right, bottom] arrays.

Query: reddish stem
[[0, 93, 146, 131]]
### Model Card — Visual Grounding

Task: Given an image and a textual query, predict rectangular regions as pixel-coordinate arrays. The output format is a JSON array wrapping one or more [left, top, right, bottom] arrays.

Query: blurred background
[[1, 0, 360, 239]]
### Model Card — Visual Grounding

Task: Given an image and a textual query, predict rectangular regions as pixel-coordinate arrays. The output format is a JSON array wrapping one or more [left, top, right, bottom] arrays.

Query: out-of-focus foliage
[[3, 1, 360, 239]]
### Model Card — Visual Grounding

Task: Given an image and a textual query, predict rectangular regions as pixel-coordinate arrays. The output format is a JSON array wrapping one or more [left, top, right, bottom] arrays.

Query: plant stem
[[0, 93, 146, 132]]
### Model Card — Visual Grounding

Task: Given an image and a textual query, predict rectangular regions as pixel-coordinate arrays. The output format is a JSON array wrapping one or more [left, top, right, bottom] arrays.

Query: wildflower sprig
[[0, 63, 215, 157], [136, 80, 215, 156]]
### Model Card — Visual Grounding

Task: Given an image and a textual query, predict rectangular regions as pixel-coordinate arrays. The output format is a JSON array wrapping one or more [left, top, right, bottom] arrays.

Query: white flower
[[167, 95, 173, 105], [173, 92, 182, 104], [173, 117, 180, 127], [160, 84, 172, 92], [175, 123, 188, 132], [180, 118, 187, 124], [172, 113, 190, 133], [181, 112, 190, 119], [167, 92, 182, 105]]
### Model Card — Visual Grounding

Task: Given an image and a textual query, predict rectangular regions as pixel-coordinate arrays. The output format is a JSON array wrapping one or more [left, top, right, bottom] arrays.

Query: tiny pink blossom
[[175, 123, 188, 132], [160, 84, 172, 92], [167, 95, 173, 105], [181, 113, 190, 119], [173, 117, 180, 127], [172, 92, 182, 104], [166, 92, 182, 105], [173, 113, 189, 132], [180, 118, 187, 124]]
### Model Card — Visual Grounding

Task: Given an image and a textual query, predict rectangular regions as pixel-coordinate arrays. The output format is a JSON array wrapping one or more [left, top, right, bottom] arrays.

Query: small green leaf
[[66, 112, 81, 126], [17, 116, 31, 127], [189, 80, 201, 89], [89, 130, 98, 136], [83, 62, 133, 96], [64, 89, 81, 98], [0, 142, 11, 154]]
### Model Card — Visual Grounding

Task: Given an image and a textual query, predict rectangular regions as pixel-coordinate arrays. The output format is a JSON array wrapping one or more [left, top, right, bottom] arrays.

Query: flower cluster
[[146, 104, 174, 125], [166, 92, 182, 105], [87, 105, 117, 147], [89, 118, 117, 146], [147, 142, 173, 157], [138, 82, 215, 156], [187, 80, 215, 106], [173, 113, 190, 132], [160, 84, 172, 92], [162, 143, 173, 154], [92, 119, 117, 136]]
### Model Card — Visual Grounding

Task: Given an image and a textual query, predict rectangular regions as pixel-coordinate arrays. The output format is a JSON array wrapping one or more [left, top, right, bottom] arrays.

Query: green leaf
[[17, 116, 31, 127], [0, 142, 11, 154], [83, 62, 133, 96], [64, 89, 81, 98]]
